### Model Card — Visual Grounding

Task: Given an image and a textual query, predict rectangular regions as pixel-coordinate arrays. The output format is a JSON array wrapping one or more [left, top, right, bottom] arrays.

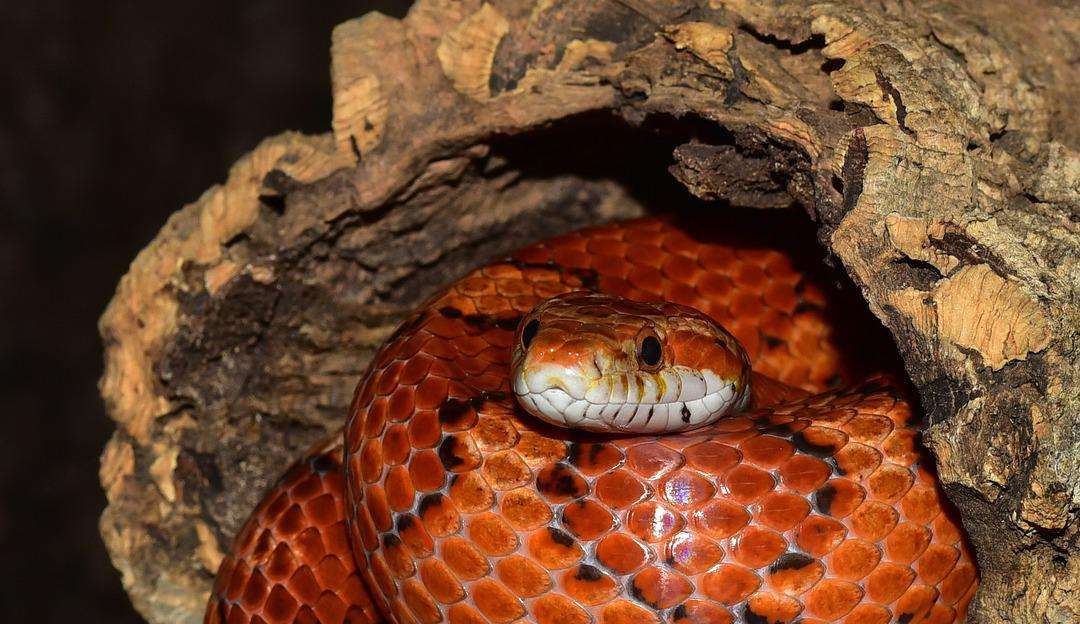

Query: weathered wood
[[99, 1, 1079, 622]]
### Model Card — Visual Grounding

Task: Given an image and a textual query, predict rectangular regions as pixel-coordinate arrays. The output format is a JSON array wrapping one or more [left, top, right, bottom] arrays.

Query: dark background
[[1, 2, 410, 621]]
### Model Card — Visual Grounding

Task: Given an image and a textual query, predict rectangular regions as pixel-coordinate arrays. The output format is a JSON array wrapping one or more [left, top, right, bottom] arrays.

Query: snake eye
[[638, 334, 662, 369], [521, 318, 540, 349]]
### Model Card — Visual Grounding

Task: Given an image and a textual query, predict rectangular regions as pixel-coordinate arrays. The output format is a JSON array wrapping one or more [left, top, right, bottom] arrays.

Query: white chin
[[515, 382, 746, 434]]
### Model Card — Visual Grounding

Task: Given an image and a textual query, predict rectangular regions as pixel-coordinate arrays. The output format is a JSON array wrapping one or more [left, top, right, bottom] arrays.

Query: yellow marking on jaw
[[654, 373, 666, 402]]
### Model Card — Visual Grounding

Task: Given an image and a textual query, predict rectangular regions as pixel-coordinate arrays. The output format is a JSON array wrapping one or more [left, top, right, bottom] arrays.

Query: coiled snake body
[[207, 219, 977, 624]]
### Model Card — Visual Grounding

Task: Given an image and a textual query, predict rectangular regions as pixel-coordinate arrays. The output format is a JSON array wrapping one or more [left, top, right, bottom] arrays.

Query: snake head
[[511, 292, 751, 434]]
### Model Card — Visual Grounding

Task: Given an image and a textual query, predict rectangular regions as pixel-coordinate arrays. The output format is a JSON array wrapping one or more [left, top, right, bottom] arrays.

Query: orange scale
[[671, 600, 734, 624], [745, 591, 804, 623], [512, 245, 553, 265], [723, 464, 776, 504], [712, 429, 757, 445], [480, 263, 523, 280], [510, 293, 543, 311], [561, 564, 619, 605], [666, 531, 723, 575], [263, 542, 298, 582], [939, 562, 977, 604], [885, 522, 932, 564], [567, 441, 624, 476], [496, 555, 553, 598], [528, 527, 584, 570], [630, 567, 694, 609], [552, 247, 595, 269], [765, 552, 825, 595], [595, 533, 651, 574], [413, 377, 450, 410], [418, 492, 461, 538], [313, 554, 350, 589], [364, 399, 389, 438], [562, 499, 615, 540], [697, 246, 738, 272], [841, 414, 895, 444], [600, 599, 659, 624], [352, 503, 379, 552], [359, 440, 384, 484], [731, 526, 788, 569], [892, 584, 939, 623], [369, 553, 396, 597], [475, 294, 511, 316], [382, 535, 416, 580], [795, 515, 847, 557], [313, 587, 349, 623], [364, 486, 393, 532], [930, 512, 964, 546], [701, 564, 762, 605], [841, 604, 891, 624], [469, 513, 520, 556], [500, 487, 554, 530], [849, 500, 900, 541], [627, 264, 666, 294], [595, 470, 648, 509], [424, 315, 466, 340], [626, 501, 684, 543], [536, 461, 589, 502], [440, 537, 490, 581], [832, 443, 882, 481], [384, 465, 416, 512], [535, 278, 575, 299], [684, 441, 742, 476], [695, 272, 735, 303], [437, 433, 482, 473], [407, 450, 445, 492], [396, 355, 433, 386], [419, 336, 458, 361], [586, 236, 631, 256], [265, 584, 301, 621], [593, 254, 631, 279], [323, 521, 351, 558], [401, 578, 442, 624], [626, 442, 685, 480], [923, 603, 957, 624], [828, 538, 881, 581], [867, 463, 915, 503], [532, 594, 592, 624], [803, 578, 864, 620], [729, 291, 766, 321], [482, 450, 532, 490], [457, 275, 495, 297], [661, 470, 716, 509], [815, 478, 866, 519], [881, 428, 920, 465], [761, 281, 799, 315], [419, 559, 465, 604], [398, 514, 435, 559], [448, 470, 495, 513], [694, 499, 751, 540], [915, 544, 961, 584], [756, 491, 811, 531], [900, 484, 944, 524], [407, 411, 442, 449], [514, 430, 569, 465], [664, 280, 703, 308], [661, 253, 700, 281], [865, 561, 916, 603], [740, 435, 795, 468], [448, 334, 489, 358]]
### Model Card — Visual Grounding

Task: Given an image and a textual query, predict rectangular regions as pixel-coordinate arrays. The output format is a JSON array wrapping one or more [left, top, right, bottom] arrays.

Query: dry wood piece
[[99, 2, 1078, 623]]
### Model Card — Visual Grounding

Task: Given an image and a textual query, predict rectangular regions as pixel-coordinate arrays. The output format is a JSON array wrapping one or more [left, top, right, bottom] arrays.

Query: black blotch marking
[[538, 462, 585, 498], [417, 493, 443, 517], [574, 564, 604, 582], [681, 404, 692, 423], [769, 552, 816, 573], [755, 420, 797, 437], [570, 267, 601, 292], [394, 515, 413, 532], [793, 300, 821, 315], [548, 526, 576, 548], [761, 333, 783, 348], [438, 397, 474, 427], [568, 442, 607, 469], [793, 431, 838, 458], [672, 604, 687, 621], [462, 313, 523, 332], [815, 483, 838, 515], [386, 311, 428, 344], [897, 614, 915, 624], [438, 306, 462, 318], [382, 533, 403, 548], [628, 579, 659, 610], [743, 604, 770, 624], [438, 436, 466, 470], [310, 453, 337, 475]]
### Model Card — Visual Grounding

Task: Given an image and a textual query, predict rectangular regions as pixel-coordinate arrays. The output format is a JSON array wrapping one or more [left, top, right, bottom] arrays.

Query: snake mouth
[[512, 365, 749, 434]]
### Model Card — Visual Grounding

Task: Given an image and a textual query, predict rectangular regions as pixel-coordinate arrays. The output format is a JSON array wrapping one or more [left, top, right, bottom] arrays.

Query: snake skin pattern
[[206, 218, 977, 624]]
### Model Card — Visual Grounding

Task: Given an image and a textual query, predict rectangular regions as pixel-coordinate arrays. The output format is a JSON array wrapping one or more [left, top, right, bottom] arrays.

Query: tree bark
[[98, 1, 1079, 623]]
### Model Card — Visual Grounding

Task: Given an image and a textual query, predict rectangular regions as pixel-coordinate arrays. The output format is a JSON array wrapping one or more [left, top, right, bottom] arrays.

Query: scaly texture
[[207, 219, 976, 624]]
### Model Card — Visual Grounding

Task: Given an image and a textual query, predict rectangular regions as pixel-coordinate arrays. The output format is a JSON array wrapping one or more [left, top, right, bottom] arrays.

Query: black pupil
[[639, 335, 662, 366], [521, 319, 540, 349]]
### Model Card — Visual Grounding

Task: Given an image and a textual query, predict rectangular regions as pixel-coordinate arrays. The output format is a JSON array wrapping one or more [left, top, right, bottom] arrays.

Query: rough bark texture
[[98, 1, 1078, 623]]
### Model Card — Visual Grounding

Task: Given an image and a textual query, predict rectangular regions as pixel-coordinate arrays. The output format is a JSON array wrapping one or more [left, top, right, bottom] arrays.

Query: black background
[[1, 2, 411, 621]]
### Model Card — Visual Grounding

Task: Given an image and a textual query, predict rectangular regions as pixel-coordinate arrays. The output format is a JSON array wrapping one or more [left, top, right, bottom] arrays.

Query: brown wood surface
[[98, 1, 1079, 622]]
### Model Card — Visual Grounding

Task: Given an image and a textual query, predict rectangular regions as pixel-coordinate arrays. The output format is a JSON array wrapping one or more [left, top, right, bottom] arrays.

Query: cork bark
[[99, 1, 1079, 623]]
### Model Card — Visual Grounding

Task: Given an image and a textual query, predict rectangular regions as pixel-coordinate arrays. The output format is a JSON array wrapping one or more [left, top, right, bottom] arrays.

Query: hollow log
[[98, 1, 1079, 622]]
